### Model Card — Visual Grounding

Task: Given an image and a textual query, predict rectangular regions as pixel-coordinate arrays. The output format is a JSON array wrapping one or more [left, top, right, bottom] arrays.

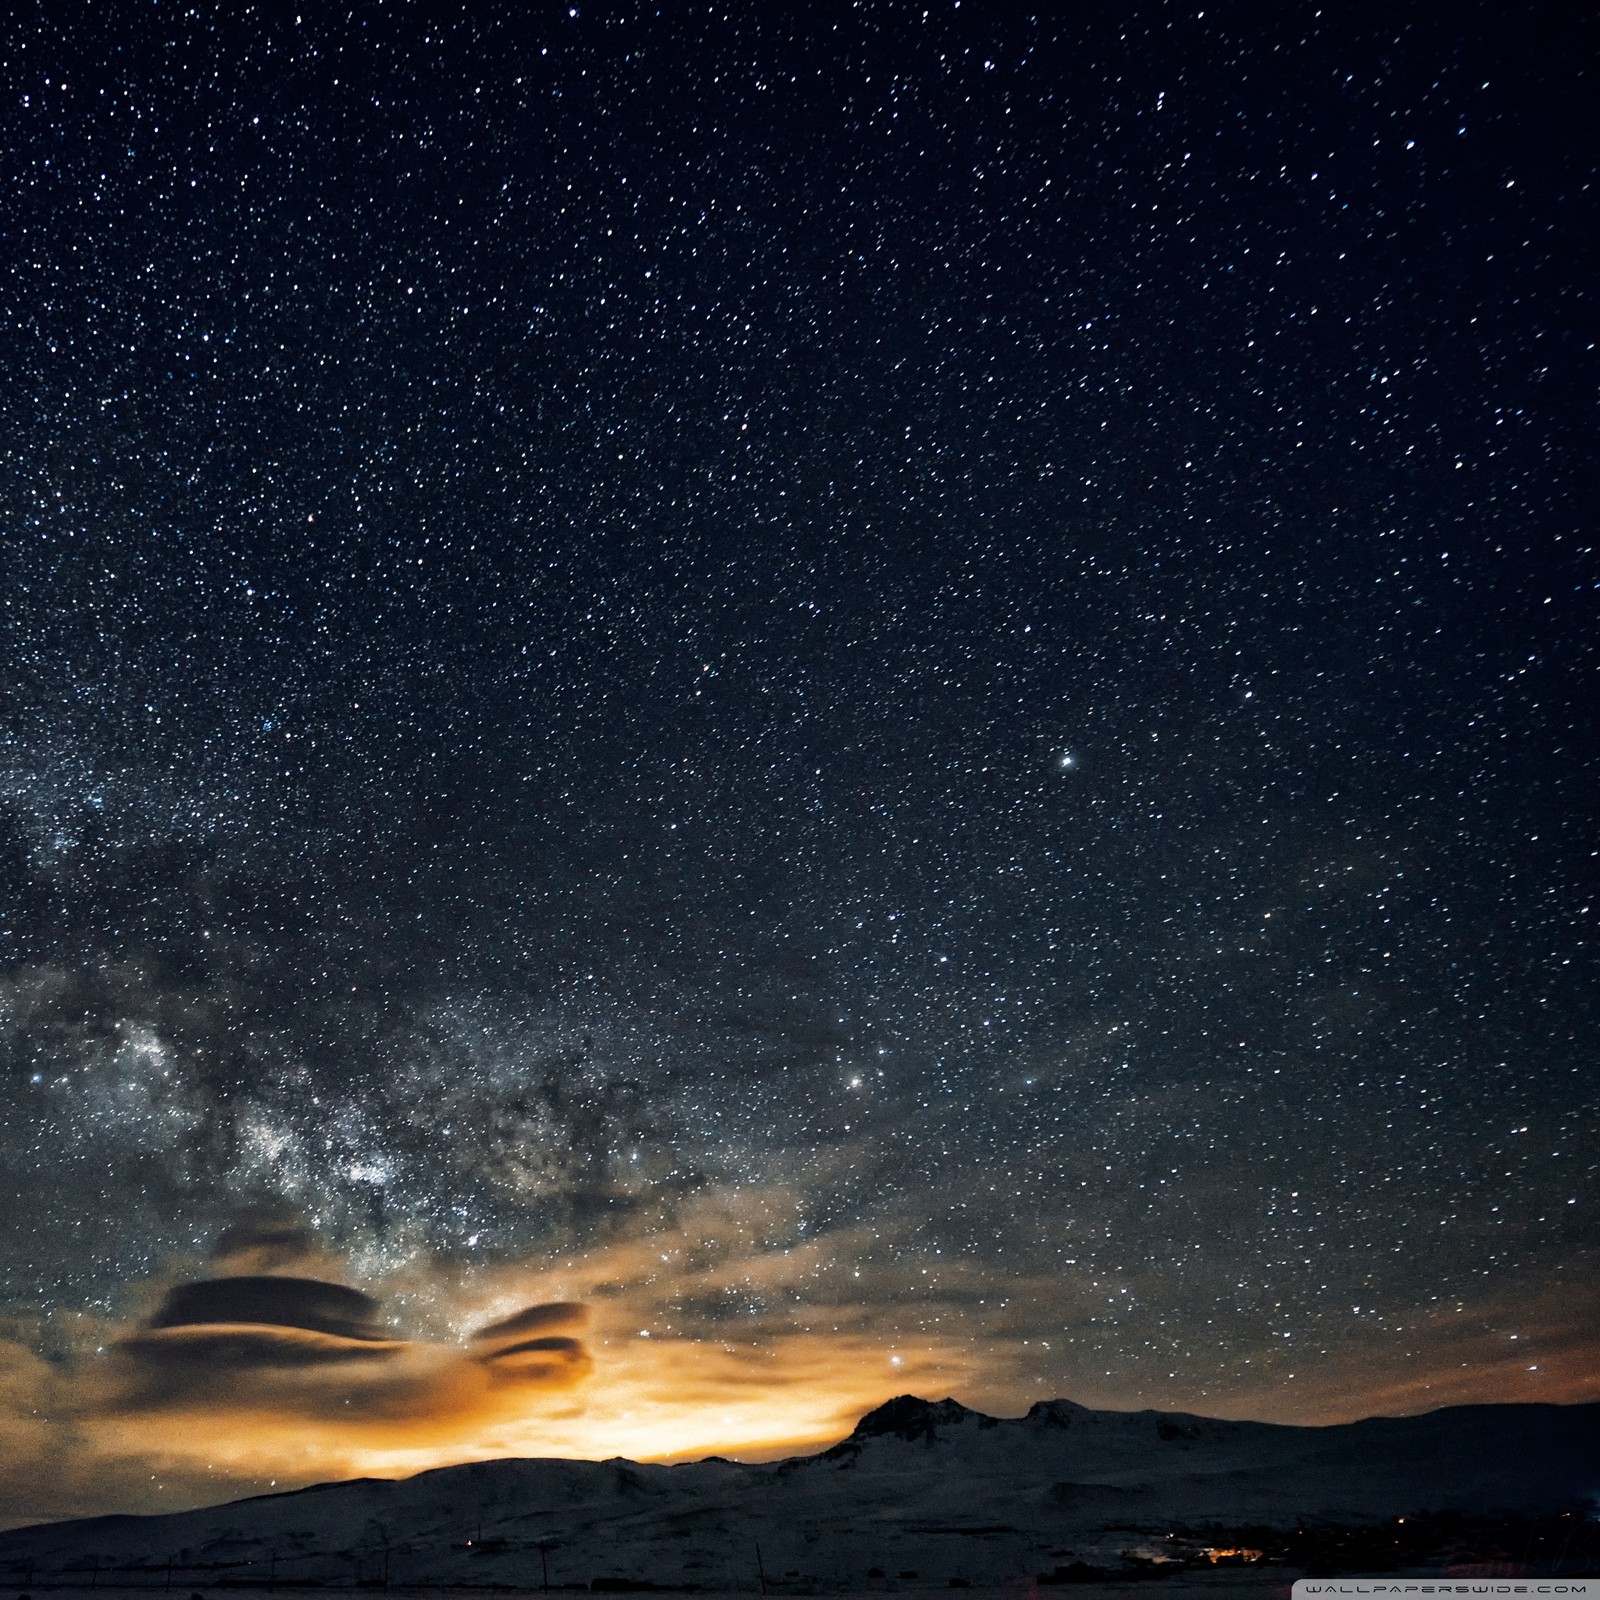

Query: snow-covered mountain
[[3, 1396, 1595, 1590]]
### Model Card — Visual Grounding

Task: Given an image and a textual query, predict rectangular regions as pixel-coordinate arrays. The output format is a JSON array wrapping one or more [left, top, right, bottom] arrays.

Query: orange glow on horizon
[[1, 1192, 1597, 1529]]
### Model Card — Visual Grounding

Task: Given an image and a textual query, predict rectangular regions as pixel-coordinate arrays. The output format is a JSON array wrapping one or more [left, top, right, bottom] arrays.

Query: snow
[[2, 1397, 1595, 1592]]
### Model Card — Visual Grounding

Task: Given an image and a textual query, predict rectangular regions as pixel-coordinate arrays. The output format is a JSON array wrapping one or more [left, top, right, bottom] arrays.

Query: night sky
[[2, 0, 1595, 1527]]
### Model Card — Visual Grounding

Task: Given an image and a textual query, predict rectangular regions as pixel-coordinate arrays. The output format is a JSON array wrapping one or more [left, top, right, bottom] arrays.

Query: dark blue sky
[[0, 0, 1594, 1519]]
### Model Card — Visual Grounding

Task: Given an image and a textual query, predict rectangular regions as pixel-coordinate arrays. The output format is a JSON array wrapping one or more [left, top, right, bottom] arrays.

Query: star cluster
[[0, 0, 1595, 1519]]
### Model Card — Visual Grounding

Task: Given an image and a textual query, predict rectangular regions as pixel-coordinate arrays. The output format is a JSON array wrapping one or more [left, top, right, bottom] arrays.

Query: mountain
[[2, 1396, 1595, 1590]]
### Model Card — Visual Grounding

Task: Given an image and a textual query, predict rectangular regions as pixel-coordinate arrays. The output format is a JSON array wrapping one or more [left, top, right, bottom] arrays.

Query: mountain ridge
[[3, 1395, 1595, 1588]]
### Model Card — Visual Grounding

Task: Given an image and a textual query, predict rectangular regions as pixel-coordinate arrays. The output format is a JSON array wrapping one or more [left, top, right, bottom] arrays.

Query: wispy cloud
[[3, 1196, 1595, 1531]]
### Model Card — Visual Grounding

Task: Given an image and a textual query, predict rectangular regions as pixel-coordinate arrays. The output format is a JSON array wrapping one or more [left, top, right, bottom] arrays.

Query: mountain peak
[[851, 1394, 990, 1440], [1024, 1398, 1096, 1429]]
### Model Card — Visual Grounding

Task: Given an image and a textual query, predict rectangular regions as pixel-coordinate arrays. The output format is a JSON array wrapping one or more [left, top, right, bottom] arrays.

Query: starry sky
[[1, 0, 1596, 1529]]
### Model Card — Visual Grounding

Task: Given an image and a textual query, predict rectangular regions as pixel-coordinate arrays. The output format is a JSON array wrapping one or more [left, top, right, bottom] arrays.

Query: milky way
[[1, 0, 1594, 1523]]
